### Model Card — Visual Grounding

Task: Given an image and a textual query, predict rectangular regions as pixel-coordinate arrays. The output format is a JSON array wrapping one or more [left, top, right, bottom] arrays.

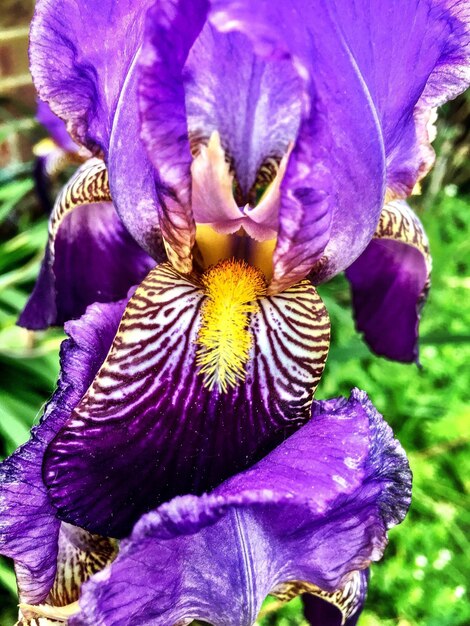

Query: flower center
[[190, 131, 293, 280], [196, 259, 266, 392]]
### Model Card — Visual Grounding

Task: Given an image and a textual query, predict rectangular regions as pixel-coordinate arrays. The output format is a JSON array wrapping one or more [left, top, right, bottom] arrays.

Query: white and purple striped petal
[[43, 263, 329, 537]]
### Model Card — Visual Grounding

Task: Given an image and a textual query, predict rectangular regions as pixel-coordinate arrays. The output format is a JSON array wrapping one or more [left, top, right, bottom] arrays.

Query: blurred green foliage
[[0, 93, 469, 625]]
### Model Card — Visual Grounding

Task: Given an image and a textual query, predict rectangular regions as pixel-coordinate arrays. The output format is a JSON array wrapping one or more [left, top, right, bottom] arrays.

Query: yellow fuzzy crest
[[196, 259, 266, 392]]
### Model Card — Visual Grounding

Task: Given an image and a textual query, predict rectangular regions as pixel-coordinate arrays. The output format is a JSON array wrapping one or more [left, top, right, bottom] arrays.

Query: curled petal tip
[[346, 201, 431, 363]]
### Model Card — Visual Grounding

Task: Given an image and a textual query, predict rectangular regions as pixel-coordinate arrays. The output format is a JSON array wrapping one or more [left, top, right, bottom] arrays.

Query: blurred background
[[0, 2, 469, 624]]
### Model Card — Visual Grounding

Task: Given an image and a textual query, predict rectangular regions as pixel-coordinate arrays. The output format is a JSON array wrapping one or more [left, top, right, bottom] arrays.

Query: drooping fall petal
[[43, 263, 329, 537], [70, 390, 411, 626], [346, 200, 431, 362], [18, 160, 157, 329], [0, 299, 126, 603]]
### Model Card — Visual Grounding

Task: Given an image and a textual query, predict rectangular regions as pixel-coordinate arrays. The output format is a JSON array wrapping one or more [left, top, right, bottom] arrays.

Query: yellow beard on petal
[[196, 259, 266, 392]]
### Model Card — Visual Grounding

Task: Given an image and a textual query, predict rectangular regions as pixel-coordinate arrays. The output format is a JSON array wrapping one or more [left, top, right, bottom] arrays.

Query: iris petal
[[195, 0, 386, 291], [70, 390, 411, 626], [31, 0, 470, 286], [138, 0, 209, 272], [48, 524, 117, 607], [183, 23, 302, 196], [30, 0, 166, 261], [210, 0, 470, 287], [18, 524, 116, 625], [30, 0, 153, 154], [0, 299, 126, 603], [302, 570, 369, 626], [346, 200, 431, 362], [43, 263, 329, 537], [18, 160, 156, 329], [139, 0, 302, 268]]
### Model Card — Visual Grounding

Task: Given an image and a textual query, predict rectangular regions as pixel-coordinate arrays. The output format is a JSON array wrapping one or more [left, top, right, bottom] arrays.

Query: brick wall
[[0, 0, 36, 168]]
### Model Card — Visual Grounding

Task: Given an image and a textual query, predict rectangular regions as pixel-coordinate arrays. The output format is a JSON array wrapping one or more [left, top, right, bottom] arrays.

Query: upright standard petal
[[139, 0, 383, 288], [18, 160, 157, 329], [388, 1, 470, 195], [30, 0, 166, 260], [209, 0, 470, 288], [30, 0, 153, 153], [43, 262, 330, 537], [71, 390, 411, 626], [346, 201, 431, 363], [0, 299, 126, 604], [183, 24, 302, 199], [138, 0, 209, 272]]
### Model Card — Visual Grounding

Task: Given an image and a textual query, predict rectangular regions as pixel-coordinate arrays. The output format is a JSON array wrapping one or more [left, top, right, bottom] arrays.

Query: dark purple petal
[[0, 299, 126, 604], [346, 201, 431, 363], [18, 160, 157, 329], [18, 201, 156, 329], [71, 389, 411, 626], [36, 100, 79, 155], [303, 569, 369, 626], [43, 263, 329, 537]]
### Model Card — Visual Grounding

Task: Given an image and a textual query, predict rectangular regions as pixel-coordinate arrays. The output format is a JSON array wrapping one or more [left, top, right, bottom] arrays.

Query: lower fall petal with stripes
[[43, 263, 330, 537]]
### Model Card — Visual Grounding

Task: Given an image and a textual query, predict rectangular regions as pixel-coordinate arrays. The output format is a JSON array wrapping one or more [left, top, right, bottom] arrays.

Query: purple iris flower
[[22, 0, 467, 361], [1, 0, 469, 624]]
